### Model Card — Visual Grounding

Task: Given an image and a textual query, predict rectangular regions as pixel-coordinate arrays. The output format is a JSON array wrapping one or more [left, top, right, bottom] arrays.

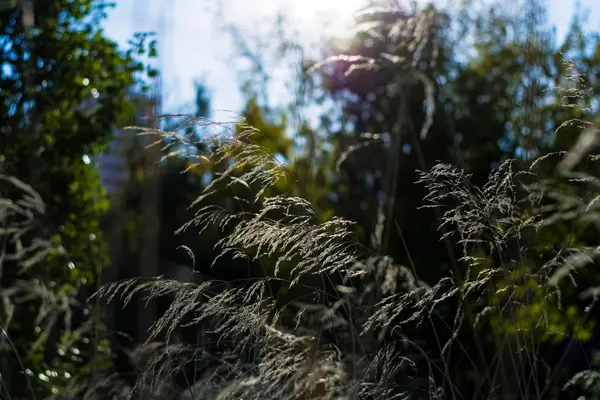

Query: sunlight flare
[[284, 0, 368, 38]]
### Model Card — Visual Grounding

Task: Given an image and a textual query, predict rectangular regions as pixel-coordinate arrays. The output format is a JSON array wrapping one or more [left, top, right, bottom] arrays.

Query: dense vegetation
[[2, 0, 600, 398]]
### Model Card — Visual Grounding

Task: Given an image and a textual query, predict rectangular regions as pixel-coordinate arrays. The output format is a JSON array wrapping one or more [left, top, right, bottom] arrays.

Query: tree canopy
[[0, 0, 153, 397]]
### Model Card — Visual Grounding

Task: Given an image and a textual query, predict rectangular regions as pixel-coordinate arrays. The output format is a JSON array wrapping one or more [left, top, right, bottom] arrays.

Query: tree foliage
[[0, 0, 152, 397]]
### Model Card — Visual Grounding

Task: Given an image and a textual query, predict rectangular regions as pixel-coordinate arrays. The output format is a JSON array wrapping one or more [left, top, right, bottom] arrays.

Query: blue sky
[[102, 0, 600, 119]]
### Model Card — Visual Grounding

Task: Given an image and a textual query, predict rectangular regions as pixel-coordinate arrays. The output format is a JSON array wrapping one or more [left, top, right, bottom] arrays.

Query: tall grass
[[89, 97, 600, 398], [4, 81, 600, 399]]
